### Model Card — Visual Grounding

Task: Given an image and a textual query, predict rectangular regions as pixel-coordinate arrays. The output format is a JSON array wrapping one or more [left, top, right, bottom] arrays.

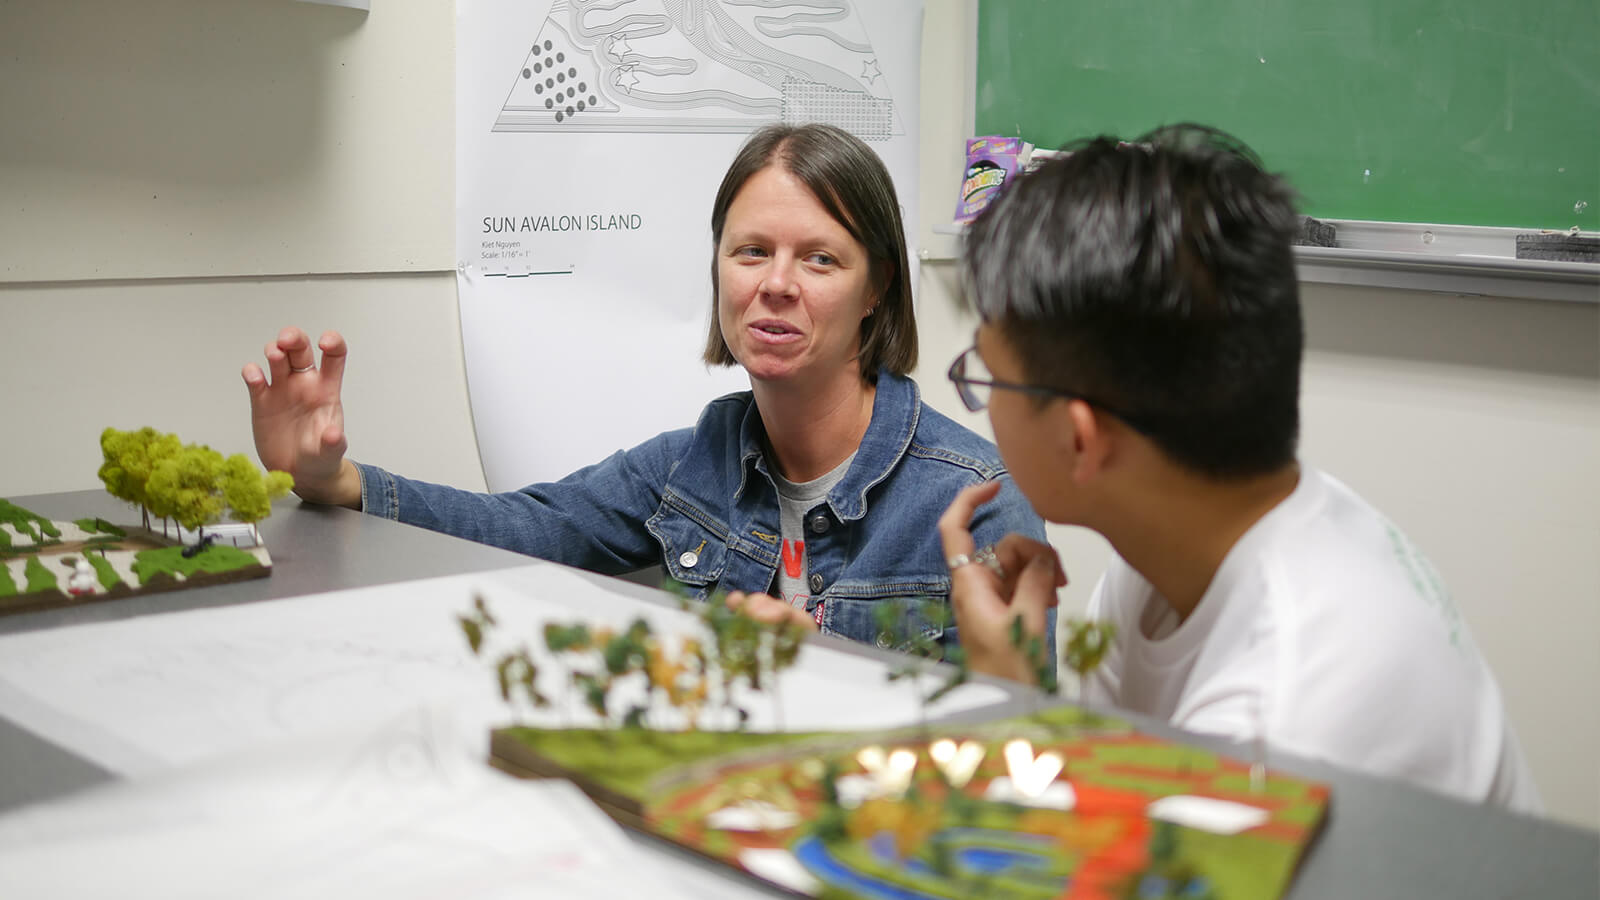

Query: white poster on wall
[[456, 0, 923, 491]]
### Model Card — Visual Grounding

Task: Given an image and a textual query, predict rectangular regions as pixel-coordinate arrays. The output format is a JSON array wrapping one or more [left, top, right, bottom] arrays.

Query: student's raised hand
[[724, 591, 819, 633], [241, 327, 360, 508], [938, 481, 1065, 685]]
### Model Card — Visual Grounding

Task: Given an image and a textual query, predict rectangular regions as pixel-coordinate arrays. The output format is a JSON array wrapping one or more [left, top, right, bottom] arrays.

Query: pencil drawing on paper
[[494, 0, 902, 138]]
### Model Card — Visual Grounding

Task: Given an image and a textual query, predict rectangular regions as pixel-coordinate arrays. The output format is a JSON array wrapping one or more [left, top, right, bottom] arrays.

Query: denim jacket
[[357, 371, 1050, 657]]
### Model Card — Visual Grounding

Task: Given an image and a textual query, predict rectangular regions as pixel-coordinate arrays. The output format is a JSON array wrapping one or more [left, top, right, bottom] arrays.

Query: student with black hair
[[938, 124, 1539, 811]]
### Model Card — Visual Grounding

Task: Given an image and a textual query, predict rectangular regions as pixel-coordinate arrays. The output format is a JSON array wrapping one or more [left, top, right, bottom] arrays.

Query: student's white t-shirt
[[1084, 465, 1541, 813]]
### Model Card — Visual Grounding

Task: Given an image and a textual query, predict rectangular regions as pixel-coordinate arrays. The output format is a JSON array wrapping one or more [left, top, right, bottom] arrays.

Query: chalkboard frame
[[961, 1, 1599, 302]]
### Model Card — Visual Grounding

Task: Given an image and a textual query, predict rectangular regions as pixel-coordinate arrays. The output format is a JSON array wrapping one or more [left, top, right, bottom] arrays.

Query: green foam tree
[[221, 454, 293, 531], [147, 444, 227, 533], [1062, 618, 1117, 703], [98, 427, 292, 544], [99, 427, 180, 532]]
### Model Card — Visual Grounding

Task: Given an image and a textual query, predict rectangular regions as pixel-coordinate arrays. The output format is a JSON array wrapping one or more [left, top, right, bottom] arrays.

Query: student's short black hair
[[703, 123, 916, 377], [962, 124, 1304, 479]]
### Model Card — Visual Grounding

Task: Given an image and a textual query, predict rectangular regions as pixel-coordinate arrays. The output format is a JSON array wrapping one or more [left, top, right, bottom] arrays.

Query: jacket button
[[809, 573, 824, 593], [679, 551, 699, 569], [808, 514, 830, 534]]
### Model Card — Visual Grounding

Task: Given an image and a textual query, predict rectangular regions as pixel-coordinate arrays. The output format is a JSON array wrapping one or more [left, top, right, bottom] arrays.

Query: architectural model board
[[492, 705, 1329, 900], [0, 498, 270, 617]]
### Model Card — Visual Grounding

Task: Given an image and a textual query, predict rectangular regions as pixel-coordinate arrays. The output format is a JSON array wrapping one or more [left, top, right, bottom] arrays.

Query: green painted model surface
[[0, 498, 59, 545], [501, 708, 1128, 802], [502, 726, 833, 798], [85, 553, 123, 590], [23, 556, 57, 593], [130, 544, 262, 585], [73, 518, 126, 538]]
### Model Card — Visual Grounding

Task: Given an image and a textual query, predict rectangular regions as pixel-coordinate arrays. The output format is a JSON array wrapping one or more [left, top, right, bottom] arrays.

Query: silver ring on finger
[[947, 544, 1006, 580], [289, 364, 316, 374], [974, 544, 1006, 579]]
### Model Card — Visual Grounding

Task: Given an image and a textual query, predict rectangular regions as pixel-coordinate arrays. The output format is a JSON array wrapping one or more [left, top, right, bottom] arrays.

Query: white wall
[[0, 0, 452, 281], [0, 273, 485, 495], [1, 0, 1595, 829], [0, 0, 483, 494]]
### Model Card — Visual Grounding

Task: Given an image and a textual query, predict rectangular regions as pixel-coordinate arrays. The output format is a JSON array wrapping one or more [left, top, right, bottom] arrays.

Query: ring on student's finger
[[947, 544, 1006, 579], [974, 544, 1006, 578], [289, 364, 316, 374]]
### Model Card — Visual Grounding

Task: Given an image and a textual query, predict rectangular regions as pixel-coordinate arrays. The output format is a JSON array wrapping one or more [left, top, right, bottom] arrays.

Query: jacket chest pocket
[[647, 508, 729, 596], [822, 594, 950, 651]]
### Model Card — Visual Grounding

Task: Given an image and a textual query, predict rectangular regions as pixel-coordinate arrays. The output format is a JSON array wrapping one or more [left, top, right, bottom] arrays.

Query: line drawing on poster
[[494, 0, 903, 138]]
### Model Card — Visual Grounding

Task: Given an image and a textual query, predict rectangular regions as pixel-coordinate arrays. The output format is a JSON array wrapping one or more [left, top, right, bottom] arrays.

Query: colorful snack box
[[954, 136, 1030, 224]]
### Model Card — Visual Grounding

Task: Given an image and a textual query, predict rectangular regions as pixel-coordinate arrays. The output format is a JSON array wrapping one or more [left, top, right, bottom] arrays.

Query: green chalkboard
[[976, 0, 1599, 231]]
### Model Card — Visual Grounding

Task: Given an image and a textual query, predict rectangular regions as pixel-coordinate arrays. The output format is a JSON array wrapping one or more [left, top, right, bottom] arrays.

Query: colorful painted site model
[[0, 427, 293, 617], [461, 593, 1328, 900]]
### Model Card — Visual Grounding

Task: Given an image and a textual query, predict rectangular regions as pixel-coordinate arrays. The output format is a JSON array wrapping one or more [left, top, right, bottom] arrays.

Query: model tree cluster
[[97, 426, 293, 541], [460, 591, 806, 731]]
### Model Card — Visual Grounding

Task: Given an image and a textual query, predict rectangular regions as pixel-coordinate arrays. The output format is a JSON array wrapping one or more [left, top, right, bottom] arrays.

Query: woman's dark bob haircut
[[703, 123, 916, 377]]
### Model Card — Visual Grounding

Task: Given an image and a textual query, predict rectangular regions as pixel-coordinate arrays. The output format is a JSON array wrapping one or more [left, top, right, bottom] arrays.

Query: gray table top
[[2, 490, 1595, 899]]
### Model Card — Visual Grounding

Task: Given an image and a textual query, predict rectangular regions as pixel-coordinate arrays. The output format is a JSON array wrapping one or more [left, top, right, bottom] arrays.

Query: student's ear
[[1065, 399, 1113, 483]]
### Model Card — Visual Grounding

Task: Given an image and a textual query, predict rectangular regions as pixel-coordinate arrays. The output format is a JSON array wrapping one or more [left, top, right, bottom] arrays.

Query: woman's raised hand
[[241, 327, 361, 508]]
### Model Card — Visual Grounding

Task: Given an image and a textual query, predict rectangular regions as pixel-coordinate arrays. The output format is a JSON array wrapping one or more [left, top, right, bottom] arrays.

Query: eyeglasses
[[946, 345, 1068, 412], [946, 345, 1150, 432]]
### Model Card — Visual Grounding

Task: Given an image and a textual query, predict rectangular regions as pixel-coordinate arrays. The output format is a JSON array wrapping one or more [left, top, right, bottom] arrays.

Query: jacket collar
[[736, 370, 920, 522]]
